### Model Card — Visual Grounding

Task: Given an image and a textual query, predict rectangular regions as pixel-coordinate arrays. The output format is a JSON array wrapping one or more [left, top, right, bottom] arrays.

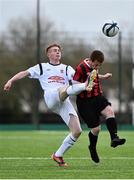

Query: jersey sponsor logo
[[48, 76, 64, 80], [48, 76, 65, 84]]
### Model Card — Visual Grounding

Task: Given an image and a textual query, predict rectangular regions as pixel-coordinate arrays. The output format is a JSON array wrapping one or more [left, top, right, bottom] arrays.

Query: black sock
[[106, 117, 118, 140], [88, 131, 98, 147]]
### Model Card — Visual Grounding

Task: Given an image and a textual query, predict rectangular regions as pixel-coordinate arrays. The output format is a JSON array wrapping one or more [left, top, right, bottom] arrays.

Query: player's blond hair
[[46, 43, 62, 53]]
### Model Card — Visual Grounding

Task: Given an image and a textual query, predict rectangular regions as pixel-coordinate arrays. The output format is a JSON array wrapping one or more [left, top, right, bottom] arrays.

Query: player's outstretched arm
[[4, 70, 30, 91], [98, 73, 112, 79]]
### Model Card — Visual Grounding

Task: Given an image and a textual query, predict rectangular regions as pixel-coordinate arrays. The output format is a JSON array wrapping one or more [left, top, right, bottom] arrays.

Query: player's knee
[[68, 115, 82, 138], [73, 128, 82, 138], [91, 126, 100, 135], [102, 105, 115, 117], [108, 108, 114, 116]]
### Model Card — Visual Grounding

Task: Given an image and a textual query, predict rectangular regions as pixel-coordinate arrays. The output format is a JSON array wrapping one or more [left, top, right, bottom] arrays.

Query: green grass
[[0, 130, 134, 179]]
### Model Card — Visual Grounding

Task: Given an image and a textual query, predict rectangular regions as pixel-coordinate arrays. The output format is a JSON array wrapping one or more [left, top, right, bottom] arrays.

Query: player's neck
[[49, 59, 61, 65]]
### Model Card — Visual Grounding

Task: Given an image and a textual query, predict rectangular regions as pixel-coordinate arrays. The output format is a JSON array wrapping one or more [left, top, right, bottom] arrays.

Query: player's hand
[[4, 81, 12, 91], [104, 73, 112, 79]]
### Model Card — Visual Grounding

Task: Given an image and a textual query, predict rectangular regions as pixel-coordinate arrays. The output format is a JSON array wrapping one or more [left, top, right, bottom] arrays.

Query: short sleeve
[[27, 64, 41, 79]]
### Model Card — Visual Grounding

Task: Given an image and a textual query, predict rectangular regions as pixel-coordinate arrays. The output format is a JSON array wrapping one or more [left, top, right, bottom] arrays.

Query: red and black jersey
[[73, 59, 103, 98]]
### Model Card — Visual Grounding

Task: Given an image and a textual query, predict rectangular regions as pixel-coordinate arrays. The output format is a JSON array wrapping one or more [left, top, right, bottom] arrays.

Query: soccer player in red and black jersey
[[73, 50, 126, 163]]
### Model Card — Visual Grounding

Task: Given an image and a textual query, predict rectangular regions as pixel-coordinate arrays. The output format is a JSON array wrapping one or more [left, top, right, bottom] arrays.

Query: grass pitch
[[0, 130, 133, 179]]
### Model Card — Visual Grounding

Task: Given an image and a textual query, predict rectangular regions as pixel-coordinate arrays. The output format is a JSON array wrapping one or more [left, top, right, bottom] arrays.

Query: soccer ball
[[102, 21, 119, 37]]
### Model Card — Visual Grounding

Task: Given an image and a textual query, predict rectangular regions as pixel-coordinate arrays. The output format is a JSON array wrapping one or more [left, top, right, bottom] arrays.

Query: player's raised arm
[[4, 70, 30, 91], [98, 73, 112, 79]]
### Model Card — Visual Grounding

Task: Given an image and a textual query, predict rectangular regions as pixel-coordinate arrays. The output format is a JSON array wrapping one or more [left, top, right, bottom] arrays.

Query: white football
[[102, 21, 119, 37]]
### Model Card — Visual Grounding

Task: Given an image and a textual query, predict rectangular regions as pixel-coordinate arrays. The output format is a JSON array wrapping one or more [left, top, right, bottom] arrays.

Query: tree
[[0, 16, 94, 124], [0, 17, 60, 124]]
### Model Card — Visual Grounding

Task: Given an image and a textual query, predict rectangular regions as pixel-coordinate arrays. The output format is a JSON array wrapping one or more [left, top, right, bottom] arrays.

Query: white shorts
[[44, 89, 78, 126]]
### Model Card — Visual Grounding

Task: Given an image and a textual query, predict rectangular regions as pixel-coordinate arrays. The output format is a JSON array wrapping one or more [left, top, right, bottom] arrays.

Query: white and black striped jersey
[[27, 62, 75, 91]]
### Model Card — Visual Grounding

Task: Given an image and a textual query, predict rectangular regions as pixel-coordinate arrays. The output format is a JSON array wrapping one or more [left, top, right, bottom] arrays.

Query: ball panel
[[107, 26, 119, 37]]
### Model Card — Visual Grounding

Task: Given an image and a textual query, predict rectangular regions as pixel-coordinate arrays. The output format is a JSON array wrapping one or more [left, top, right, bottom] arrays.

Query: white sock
[[55, 133, 77, 157], [66, 83, 86, 95]]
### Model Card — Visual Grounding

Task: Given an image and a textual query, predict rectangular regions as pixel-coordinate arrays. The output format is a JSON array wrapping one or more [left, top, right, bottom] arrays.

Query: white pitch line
[[0, 157, 134, 160]]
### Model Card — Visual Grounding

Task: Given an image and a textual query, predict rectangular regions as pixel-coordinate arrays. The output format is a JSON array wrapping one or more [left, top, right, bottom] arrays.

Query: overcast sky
[[0, 0, 134, 36]]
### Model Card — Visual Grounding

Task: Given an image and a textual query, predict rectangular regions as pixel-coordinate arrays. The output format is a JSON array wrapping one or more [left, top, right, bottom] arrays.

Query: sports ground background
[[0, 124, 134, 179]]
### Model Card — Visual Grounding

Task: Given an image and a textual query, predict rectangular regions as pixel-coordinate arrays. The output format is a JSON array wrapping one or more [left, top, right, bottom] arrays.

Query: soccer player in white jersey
[[4, 43, 96, 167]]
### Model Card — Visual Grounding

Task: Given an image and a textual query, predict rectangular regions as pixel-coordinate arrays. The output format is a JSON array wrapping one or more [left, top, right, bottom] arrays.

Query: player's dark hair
[[46, 43, 62, 53], [90, 50, 104, 63]]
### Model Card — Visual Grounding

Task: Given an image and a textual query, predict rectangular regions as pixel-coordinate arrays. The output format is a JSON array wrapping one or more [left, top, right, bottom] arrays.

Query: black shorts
[[76, 95, 111, 128]]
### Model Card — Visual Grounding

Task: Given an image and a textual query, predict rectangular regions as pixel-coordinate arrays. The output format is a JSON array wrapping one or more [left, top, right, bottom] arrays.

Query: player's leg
[[88, 126, 100, 163], [59, 83, 86, 101], [44, 89, 60, 110], [44, 90, 82, 167], [54, 114, 81, 156], [76, 97, 100, 163], [59, 71, 97, 101], [101, 105, 126, 147], [51, 99, 82, 167]]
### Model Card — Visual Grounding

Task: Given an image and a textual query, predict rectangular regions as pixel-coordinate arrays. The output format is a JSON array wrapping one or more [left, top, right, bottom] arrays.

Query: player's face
[[91, 60, 102, 69], [47, 46, 61, 61]]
